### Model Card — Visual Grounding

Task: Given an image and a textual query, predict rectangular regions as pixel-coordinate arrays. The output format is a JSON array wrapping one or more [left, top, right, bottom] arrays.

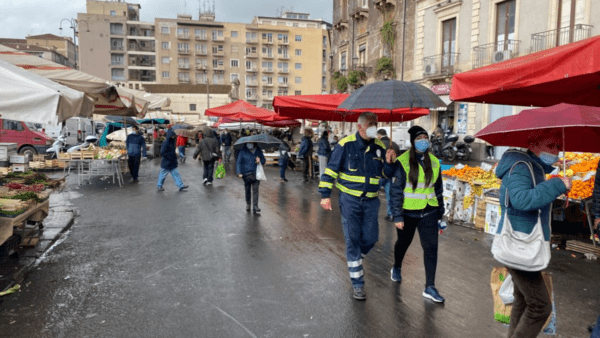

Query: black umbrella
[[234, 134, 282, 150]]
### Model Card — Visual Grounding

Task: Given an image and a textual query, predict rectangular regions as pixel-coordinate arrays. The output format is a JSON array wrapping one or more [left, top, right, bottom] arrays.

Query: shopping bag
[[215, 162, 226, 179], [256, 163, 267, 181], [499, 274, 514, 305]]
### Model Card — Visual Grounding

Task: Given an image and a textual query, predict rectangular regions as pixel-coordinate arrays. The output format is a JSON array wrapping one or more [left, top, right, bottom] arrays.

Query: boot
[[246, 203, 251, 212], [253, 204, 261, 213]]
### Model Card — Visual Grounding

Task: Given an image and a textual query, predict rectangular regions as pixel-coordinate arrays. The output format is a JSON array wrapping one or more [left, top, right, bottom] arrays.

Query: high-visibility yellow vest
[[398, 152, 440, 210]]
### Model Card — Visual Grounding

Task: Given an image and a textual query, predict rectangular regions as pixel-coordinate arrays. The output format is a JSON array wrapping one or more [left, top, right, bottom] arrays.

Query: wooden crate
[[57, 153, 71, 160], [32, 155, 46, 162], [82, 151, 95, 159], [566, 240, 600, 256], [0, 198, 32, 212], [0, 167, 12, 175], [30, 161, 45, 169]]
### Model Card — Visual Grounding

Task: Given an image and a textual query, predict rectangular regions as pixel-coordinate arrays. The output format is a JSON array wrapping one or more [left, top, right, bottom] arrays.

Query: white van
[[64, 118, 96, 146]]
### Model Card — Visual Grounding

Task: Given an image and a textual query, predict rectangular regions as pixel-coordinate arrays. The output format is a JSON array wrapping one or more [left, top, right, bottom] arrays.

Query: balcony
[[278, 82, 289, 87], [351, 7, 369, 20], [277, 54, 290, 60], [212, 36, 225, 42], [110, 30, 124, 36], [246, 37, 259, 44], [178, 64, 190, 70], [246, 95, 259, 101], [177, 34, 190, 40], [278, 39, 289, 45], [262, 68, 274, 73], [195, 35, 208, 41], [262, 82, 274, 87], [140, 75, 154, 82], [195, 65, 207, 71], [245, 52, 258, 58], [262, 38, 274, 45], [246, 81, 258, 87], [178, 48, 191, 55], [111, 61, 125, 66], [246, 67, 258, 73], [195, 50, 207, 56], [472, 40, 520, 69], [111, 45, 124, 51], [278, 68, 289, 73], [531, 24, 593, 53], [178, 77, 191, 84], [333, 19, 349, 30], [262, 53, 274, 59], [422, 53, 459, 79], [212, 66, 225, 72], [111, 76, 126, 81], [129, 60, 156, 68], [213, 50, 225, 57]]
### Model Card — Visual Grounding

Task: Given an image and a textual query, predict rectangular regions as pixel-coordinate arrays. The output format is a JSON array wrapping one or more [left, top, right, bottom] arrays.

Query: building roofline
[[256, 16, 332, 27]]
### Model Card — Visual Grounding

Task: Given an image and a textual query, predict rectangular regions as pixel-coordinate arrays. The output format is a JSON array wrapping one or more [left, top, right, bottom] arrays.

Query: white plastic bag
[[256, 163, 267, 181], [499, 274, 514, 305]]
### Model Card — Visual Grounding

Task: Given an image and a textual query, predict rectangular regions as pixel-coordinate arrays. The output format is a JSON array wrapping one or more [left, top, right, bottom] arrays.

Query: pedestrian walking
[[297, 128, 314, 182], [389, 126, 446, 303], [319, 112, 396, 300], [236, 143, 266, 213], [220, 128, 233, 163], [494, 131, 571, 338], [590, 164, 600, 337], [157, 129, 188, 191], [193, 128, 221, 186], [317, 130, 332, 179], [125, 125, 147, 183], [377, 128, 401, 221], [278, 139, 291, 182], [176, 134, 188, 163]]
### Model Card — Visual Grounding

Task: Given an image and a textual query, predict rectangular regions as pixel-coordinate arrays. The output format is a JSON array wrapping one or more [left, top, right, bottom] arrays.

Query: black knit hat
[[408, 126, 428, 145]]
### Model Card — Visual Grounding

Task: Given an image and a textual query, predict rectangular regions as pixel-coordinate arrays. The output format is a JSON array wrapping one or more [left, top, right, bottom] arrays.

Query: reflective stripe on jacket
[[398, 151, 440, 210]]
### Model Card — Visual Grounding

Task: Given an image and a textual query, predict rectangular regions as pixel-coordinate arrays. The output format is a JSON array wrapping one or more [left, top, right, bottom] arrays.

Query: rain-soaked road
[[0, 157, 598, 338]]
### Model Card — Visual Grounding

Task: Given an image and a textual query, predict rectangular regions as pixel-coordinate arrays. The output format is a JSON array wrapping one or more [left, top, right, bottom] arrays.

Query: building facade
[[0, 34, 76, 68]]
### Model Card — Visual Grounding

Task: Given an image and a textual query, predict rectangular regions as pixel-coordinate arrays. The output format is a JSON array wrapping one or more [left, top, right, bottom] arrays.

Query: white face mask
[[365, 126, 378, 139], [247, 144, 254, 150]]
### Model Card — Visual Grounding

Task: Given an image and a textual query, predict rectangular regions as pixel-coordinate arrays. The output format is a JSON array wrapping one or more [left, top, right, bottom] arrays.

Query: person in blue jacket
[[318, 112, 397, 300], [494, 131, 571, 338], [278, 139, 291, 182], [297, 128, 314, 182], [317, 130, 332, 179], [236, 142, 266, 213], [125, 125, 147, 183], [157, 129, 188, 192]]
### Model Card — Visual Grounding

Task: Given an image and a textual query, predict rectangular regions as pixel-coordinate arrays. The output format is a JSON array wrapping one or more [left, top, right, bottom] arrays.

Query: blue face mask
[[414, 139, 430, 153], [539, 152, 558, 166], [247, 144, 254, 150]]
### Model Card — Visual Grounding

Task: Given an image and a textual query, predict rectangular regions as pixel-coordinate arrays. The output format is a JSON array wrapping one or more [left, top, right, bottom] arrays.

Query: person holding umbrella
[[236, 141, 266, 213], [494, 130, 571, 338], [157, 129, 188, 192], [389, 126, 446, 303], [319, 112, 397, 300]]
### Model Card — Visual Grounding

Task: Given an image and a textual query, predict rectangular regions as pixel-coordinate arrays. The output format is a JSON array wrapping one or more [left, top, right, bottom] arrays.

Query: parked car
[[1, 119, 54, 159]]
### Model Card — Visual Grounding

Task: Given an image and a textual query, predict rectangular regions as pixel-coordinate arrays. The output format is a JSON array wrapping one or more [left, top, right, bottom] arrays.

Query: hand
[[255, 157, 260, 164], [395, 222, 404, 230], [595, 218, 600, 230], [238, 174, 243, 178], [320, 198, 332, 211], [560, 177, 572, 190], [386, 149, 397, 163]]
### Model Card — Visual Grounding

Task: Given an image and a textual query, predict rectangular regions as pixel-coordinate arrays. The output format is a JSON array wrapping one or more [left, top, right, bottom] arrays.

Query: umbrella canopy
[[450, 35, 600, 107], [104, 115, 139, 125], [234, 134, 282, 150], [0, 59, 93, 124], [475, 103, 600, 153], [260, 119, 301, 128], [106, 127, 135, 142], [205, 100, 275, 122], [138, 118, 169, 125]]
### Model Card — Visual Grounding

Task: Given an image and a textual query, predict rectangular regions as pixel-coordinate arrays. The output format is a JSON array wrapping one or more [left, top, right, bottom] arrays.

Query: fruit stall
[[58, 145, 128, 187], [440, 152, 600, 255]]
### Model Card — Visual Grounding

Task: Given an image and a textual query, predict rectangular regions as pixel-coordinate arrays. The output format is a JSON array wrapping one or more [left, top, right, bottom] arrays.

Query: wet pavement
[[0, 156, 598, 338]]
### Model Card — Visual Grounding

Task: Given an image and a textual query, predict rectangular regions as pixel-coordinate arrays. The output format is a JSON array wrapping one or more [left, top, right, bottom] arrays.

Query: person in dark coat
[[126, 125, 147, 183], [236, 143, 266, 213], [220, 128, 233, 163], [278, 139, 291, 182], [157, 129, 188, 191], [378, 128, 401, 221], [297, 128, 314, 182], [317, 130, 332, 179], [193, 128, 222, 186]]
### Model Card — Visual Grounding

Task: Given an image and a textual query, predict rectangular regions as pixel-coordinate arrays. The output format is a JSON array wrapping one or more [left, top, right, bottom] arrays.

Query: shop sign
[[457, 103, 468, 135], [431, 84, 451, 95]]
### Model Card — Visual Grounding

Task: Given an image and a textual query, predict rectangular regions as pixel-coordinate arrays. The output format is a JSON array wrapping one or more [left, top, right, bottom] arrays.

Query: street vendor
[[126, 125, 147, 183]]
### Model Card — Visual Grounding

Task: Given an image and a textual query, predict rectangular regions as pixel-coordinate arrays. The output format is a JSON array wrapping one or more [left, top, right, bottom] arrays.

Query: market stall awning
[[450, 35, 600, 107], [205, 100, 275, 121], [0, 44, 149, 117], [0, 59, 93, 124], [432, 95, 452, 111]]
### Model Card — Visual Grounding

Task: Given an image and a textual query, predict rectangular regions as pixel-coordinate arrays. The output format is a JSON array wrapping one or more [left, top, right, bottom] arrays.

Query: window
[[278, 46, 288, 57], [295, 63, 302, 70], [246, 88, 257, 99], [262, 33, 273, 42], [278, 76, 288, 84], [178, 72, 190, 82], [213, 74, 224, 84], [178, 58, 190, 68], [278, 62, 288, 71], [162, 42, 170, 49], [213, 59, 224, 68], [246, 61, 255, 70], [110, 38, 123, 50], [162, 71, 170, 78], [231, 73, 239, 82], [111, 54, 124, 65], [190, 104, 197, 111], [341, 51, 347, 70], [496, 0, 516, 50], [245, 46, 257, 55], [162, 57, 170, 64], [196, 73, 207, 84], [110, 10, 116, 16], [246, 75, 257, 85], [278, 89, 288, 96], [322, 63, 327, 73], [293, 23, 299, 27], [362, 0, 368, 7], [231, 59, 239, 67], [323, 36, 327, 47], [295, 90, 301, 95], [262, 75, 273, 84], [246, 32, 257, 41], [196, 44, 207, 54], [195, 29, 207, 39], [111, 68, 125, 81], [262, 89, 273, 99], [442, 18, 457, 69], [3, 120, 23, 131], [262, 103, 273, 110], [322, 76, 326, 88], [278, 34, 288, 43], [295, 35, 302, 42], [295, 77, 302, 84], [557, 0, 586, 45], [177, 28, 189, 38], [358, 44, 366, 66], [196, 58, 207, 67], [177, 43, 189, 52], [212, 30, 224, 40], [161, 26, 169, 34], [262, 61, 273, 70], [110, 23, 123, 35], [231, 31, 238, 38], [295, 49, 302, 56], [231, 45, 238, 53], [262, 46, 273, 57]]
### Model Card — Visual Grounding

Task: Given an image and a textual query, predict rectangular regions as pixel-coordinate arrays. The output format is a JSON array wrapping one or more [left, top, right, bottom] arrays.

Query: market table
[[60, 156, 126, 187], [555, 196, 597, 248]]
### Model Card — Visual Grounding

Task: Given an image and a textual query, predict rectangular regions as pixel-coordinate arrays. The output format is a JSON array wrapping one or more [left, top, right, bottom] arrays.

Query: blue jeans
[[339, 193, 380, 287], [157, 168, 184, 189], [223, 146, 231, 162], [178, 146, 186, 159], [380, 178, 392, 216], [279, 156, 288, 179], [592, 315, 600, 338]]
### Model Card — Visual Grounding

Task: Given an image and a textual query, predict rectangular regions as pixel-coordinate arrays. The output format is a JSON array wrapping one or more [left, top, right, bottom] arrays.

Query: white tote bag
[[491, 161, 551, 271], [256, 163, 267, 181]]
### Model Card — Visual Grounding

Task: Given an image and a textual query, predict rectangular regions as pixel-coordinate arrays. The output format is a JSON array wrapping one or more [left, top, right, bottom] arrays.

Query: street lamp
[[59, 18, 89, 69]]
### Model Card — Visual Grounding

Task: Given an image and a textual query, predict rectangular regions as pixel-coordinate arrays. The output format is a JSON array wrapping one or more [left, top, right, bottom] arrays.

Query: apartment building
[[0, 34, 76, 68], [78, 0, 157, 88], [155, 10, 332, 110], [411, 0, 600, 160]]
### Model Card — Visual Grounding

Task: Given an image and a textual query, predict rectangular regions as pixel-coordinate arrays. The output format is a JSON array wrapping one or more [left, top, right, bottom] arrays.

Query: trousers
[[279, 156, 288, 179], [178, 146, 186, 159], [203, 160, 216, 182], [507, 268, 552, 338], [128, 155, 141, 180], [157, 168, 184, 189], [380, 179, 392, 216], [394, 212, 439, 287], [243, 175, 260, 208], [223, 146, 231, 163], [339, 193, 380, 287], [303, 156, 312, 179]]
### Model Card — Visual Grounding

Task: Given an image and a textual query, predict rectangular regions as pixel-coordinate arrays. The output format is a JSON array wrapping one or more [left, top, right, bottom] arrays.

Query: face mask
[[415, 139, 430, 153], [247, 144, 254, 150], [539, 152, 558, 166], [365, 126, 378, 139]]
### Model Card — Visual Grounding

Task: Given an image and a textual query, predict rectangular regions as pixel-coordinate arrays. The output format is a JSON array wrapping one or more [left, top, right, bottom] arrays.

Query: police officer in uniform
[[319, 112, 397, 300]]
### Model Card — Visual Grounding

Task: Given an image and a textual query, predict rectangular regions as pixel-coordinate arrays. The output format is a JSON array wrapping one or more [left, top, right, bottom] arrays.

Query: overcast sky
[[3, 0, 333, 39]]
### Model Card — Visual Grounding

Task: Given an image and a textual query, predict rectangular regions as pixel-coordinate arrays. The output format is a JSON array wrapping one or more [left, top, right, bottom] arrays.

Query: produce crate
[[29, 161, 45, 169], [32, 155, 46, 162], [57, 153, 71, 160], [474, 197, 487, 229], [485, 198, 501, 235], [566, 240, 600, 256], [0, 167, 12, 176]]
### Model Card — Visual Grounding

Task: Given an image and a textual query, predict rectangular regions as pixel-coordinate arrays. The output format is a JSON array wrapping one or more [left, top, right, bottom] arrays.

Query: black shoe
[[183, 157, 186, 163], [282, 178, 288, 182], [157, 187, 164, 191], [132, 179, 139, 183], [253, 207, 261, 213], [589, 322, 597, 333], [179, 185, 189, 191], [246, 204, 251, 212], [353, 286, 366, 300]]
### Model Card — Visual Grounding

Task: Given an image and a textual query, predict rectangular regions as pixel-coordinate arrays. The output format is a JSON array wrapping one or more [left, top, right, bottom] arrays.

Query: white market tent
[[0, 59, 94, 124]]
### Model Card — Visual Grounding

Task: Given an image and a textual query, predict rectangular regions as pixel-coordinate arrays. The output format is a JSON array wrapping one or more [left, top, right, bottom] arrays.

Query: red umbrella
[[450, 35, 600, 107], [205, 100, 275, 122]]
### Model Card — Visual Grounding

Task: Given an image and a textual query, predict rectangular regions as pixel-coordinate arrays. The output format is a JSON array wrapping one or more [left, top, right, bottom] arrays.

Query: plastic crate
[[440, 164, 454, 172]]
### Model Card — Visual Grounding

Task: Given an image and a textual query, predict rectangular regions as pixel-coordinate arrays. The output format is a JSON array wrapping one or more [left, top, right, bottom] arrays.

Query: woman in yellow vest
[[389, 126, 446, 303]]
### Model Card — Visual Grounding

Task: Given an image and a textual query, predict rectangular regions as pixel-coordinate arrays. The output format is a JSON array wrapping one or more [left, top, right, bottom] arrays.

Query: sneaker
[[390, 266, 401, 283], [423, 286, 445, 303], [183, 157, 186, 163], [253, 207, 261, 213], [179, 185, 189, 191], [207, 181, 213, 186], [353, 286, 366, 300], [202, 178, 208, 185], [132, 179, 139, 183], [157, 187, 164, 191], [282, 178, 288, 182]]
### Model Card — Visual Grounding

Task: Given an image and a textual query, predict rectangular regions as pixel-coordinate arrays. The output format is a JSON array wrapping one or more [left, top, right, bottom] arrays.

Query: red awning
[[273, 94, 428, 122], [260, 119, 301, 128], [450, 35, 600, 107], [205, 100, 275, 121]]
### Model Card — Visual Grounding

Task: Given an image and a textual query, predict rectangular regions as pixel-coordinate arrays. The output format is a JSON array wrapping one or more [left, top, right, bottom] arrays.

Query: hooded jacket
[[160, 130, 178, 170], [297, 135, 313, 158], [317, 135, 332, 157], [495, 149, 567, 241], [193, 130, 221, 162]]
